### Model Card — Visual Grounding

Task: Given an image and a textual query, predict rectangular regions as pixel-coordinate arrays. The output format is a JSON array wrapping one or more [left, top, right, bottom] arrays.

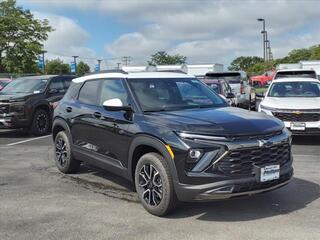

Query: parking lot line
[[6, 135, 51, 146]]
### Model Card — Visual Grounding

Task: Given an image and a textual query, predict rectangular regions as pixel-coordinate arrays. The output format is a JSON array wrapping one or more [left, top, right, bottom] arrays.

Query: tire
[[54, 131, 80, 173], [135, 152, 177, 216], [30, 109, 50, 136]]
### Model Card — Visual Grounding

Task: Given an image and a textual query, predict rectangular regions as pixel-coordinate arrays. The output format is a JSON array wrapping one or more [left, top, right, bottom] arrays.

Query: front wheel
[[30, 109, 50, 136], [54, 131, 80, 173], [135, 152, 177, 216]]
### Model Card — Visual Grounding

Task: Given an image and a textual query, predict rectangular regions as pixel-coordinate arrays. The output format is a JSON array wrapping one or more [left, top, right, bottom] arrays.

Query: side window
[[49, 77, 64, 91], [100, 79, 129, 106], [63, 76, 74, 89], [78, 80, 100, 105]]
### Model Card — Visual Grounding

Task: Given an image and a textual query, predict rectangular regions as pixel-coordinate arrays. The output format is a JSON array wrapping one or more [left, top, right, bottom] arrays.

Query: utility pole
[[122, 56, 131, 66], [257, 18, 266, 61], [72, 55, 79, 74], [97, 59, 102, 72], [117, 62, 121, 70]]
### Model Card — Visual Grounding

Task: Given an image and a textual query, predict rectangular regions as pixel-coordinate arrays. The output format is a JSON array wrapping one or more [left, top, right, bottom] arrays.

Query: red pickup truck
[[250, 70, 275, 86]]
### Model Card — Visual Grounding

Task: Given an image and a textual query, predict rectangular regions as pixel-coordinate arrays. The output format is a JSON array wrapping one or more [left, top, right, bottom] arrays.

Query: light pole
[[257, 18, 266, 61]]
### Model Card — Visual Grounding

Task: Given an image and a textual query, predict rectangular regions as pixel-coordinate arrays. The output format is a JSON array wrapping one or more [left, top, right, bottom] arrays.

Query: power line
[[122, 56, 131, 66]]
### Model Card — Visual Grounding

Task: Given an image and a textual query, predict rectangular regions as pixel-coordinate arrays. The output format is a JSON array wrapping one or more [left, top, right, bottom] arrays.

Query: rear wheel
[[54, 131, 80, 173], [135, 152, 177, 216], [30, 109, 50, 136]]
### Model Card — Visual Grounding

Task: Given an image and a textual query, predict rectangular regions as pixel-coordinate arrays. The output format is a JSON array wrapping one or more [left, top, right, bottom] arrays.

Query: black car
[[53, 71, 293, 216], [0, 75, 75, 135]]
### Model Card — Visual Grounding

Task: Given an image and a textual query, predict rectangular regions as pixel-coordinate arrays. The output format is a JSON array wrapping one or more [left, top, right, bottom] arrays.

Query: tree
[[148, 51, 187, 65], [45, 59, 70, 74], [0, 0, 53, 73], [77, 61, 90, 76], [228, 56, 264, 72]]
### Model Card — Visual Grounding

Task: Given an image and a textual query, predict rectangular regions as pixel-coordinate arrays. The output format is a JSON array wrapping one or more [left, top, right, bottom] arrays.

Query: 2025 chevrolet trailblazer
[[52, 70, 293, 216]]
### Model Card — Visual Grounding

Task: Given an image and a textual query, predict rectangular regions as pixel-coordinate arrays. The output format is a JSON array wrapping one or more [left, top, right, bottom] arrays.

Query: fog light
[[187, 149, 203, 163]]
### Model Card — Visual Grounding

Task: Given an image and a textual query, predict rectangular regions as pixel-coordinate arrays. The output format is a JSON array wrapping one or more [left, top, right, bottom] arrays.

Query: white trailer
[[300, 60, 320, 78], [276, 63, 301, 70]]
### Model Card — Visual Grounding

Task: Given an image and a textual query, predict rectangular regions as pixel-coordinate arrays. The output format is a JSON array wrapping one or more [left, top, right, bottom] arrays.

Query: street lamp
[[257, 18, 266, 61]]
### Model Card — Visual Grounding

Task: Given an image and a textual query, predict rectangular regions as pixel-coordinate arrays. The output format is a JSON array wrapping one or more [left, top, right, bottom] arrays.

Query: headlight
[[8, 98, 25, 103], [176, 132, 228, 141]]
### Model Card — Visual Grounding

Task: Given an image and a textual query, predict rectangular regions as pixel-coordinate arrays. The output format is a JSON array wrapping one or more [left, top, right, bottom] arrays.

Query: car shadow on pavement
[[169, 177, 320, 221], [292, 135, 320, 145], [73, 163, 135, 192], [0, 129, 30, 139]]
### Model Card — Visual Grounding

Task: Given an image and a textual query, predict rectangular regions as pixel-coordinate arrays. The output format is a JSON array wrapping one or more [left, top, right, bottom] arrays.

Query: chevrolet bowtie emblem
[[292, 111, 302, 115], [258, 139, 272, 148]]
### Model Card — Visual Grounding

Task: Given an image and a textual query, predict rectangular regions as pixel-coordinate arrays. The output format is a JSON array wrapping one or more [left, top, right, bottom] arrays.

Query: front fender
[[127, 134, 179, 184]]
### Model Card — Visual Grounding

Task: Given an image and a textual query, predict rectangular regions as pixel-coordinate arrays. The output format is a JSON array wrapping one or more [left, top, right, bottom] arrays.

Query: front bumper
[[173, 128, 293, 202], [283, 121, 320, 135], [0, 115, 29, 129], [175, 167, 293, 201]]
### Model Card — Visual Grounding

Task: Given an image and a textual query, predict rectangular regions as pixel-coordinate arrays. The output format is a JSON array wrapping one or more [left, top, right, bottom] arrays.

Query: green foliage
[[45, 59, 70, 75], [228, 56, 264, 72], [77, 61, 90, 76], [148, 51, 187, 65], [230, 44, 320, 76], [0, 0, 53, 73]]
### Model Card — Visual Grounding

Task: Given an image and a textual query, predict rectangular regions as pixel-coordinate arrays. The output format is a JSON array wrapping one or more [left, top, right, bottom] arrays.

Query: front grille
[[228, 130, 282, 141], [0, 104, 9, 114], [215, 143, 291, 177], [273, 112, 320, 122]]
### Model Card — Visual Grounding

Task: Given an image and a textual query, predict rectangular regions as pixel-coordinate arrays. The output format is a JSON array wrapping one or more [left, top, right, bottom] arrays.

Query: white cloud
[[34, 12, 100, 70], [24, 0, 320, 66]]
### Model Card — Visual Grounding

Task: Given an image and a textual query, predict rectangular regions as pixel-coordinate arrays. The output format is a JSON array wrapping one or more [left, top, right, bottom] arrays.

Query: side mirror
[[103, 98, 132, 111], [226, 92, 235, 99], [256, 92, 264, 98]]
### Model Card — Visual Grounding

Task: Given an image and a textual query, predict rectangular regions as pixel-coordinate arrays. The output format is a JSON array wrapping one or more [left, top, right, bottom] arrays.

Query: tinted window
[[275, 71, 317, 79], [268, 81, 320, 97], [78, 80, 100, 105], [100, 79, 129, 105], [205, 73, 241, 84], [63, 76, 74, 88], [1, 78, 48, 94], [63, 82, 80, 100], [50, 77, 64, 90], [129, 78, 226, 112]]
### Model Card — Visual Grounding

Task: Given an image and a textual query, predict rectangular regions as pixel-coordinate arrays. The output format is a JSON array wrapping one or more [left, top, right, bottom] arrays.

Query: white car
[[258, 78, 320, 135]]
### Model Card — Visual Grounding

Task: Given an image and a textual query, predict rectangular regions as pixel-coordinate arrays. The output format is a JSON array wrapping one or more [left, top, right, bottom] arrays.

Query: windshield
[[268, 81, 320, 97], [0, 80, 10, 89], [1, 78, 48, 94], [129, 78, 227, 112], [205, 73, 241, 84], [274, 71, 317, 79]]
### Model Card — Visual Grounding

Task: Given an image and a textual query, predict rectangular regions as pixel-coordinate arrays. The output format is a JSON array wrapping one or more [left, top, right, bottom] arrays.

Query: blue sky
[[18, 0, 320, 70]]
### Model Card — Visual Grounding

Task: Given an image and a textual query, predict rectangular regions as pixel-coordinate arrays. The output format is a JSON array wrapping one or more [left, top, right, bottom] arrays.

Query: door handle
[[93, 112, 102, 119], [66, 106, 72, 112]]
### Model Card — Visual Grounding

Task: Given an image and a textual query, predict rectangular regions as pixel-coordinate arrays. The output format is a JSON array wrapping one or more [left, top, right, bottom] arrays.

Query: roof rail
[[84, 69, 128, 76]]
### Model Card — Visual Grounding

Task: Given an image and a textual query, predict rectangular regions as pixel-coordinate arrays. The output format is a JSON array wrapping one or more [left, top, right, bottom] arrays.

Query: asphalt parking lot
[[0, 129, 319, 240]]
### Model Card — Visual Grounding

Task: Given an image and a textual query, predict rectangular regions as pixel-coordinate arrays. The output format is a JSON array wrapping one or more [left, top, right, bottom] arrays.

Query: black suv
[[0, 75, 75, 135], [53, 71, 293, 216]]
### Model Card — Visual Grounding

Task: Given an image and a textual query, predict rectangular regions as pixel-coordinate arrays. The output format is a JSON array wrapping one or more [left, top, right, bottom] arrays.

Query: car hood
[[146, 107, 283, 136], [261, 97, 320, 110], [0, 92, 35, 101]]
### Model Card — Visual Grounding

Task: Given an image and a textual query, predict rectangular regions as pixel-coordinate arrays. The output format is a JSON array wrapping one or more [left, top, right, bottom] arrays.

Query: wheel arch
[[52, 117, 72, 142], [128, 134, 179, 184]]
